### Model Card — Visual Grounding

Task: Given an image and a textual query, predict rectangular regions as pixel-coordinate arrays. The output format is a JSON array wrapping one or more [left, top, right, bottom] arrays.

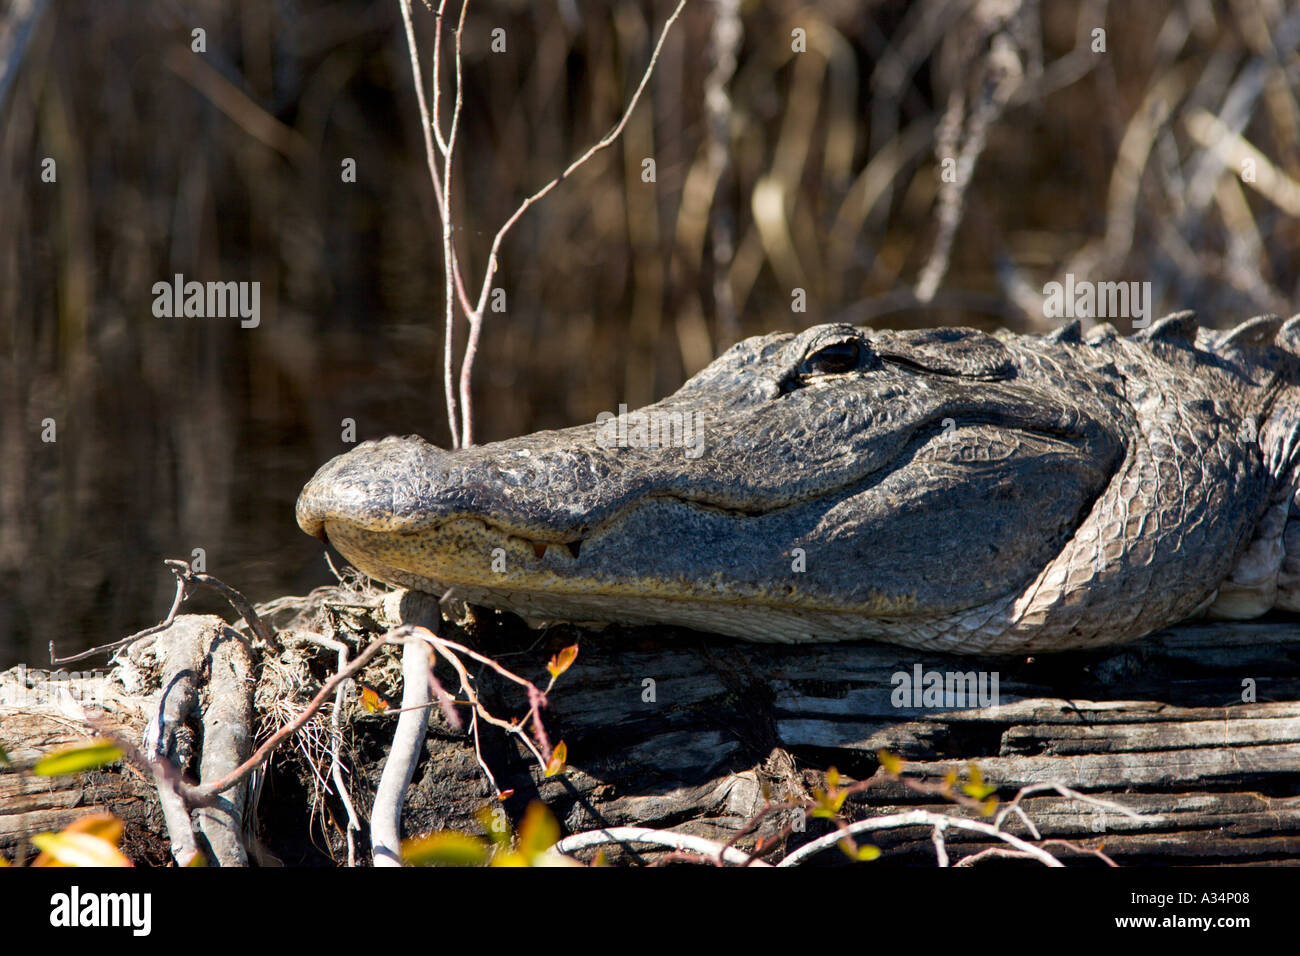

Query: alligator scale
[[297, 313, 1300, 653]]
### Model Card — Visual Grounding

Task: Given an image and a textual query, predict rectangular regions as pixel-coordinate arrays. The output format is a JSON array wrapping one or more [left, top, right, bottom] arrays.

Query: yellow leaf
[[360, 686, 388, 714], [33, 813, 125, 865], [877, 750, 902, 775], [962, 782, 997, 801], [517, 802, 560, 861], [31, 832, 132, 868], [61, 813, 124, 846], [547, 644, 579, 678], [544, 740, 568, 777], [835, 838, 880, 862], [401, 831, 490, 867], [33, 740, 123, 776]]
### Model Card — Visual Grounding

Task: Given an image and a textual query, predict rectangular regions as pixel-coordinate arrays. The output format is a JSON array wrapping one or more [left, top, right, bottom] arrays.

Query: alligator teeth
[[532, 542, 547, 559]]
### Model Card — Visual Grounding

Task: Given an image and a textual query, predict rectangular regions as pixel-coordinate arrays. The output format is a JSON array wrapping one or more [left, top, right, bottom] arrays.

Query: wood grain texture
[[2, 603, 1297, 866]]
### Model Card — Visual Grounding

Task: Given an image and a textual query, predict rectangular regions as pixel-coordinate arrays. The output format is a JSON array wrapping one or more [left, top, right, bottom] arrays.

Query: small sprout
[[360, 686, 389, 713], [810, 766, 851, 819], [544, 740, 568, 777], [547, 644, 579, 679], [877, 749, 902, 775], [961, 763, 997, 801], [810, 787, 849, 820], [33, 740, 123, 776]]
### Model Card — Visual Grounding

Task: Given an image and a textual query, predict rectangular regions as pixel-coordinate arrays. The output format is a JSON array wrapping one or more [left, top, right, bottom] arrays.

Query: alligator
[[297, 313, 1300, 654]]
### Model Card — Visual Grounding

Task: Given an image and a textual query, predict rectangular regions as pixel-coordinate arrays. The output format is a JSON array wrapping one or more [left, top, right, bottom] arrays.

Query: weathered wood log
[[2, 587, 1298, 866]]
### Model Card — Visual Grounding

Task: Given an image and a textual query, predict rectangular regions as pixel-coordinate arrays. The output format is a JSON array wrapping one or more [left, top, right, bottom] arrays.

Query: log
[[2, 586, 1298, 866]]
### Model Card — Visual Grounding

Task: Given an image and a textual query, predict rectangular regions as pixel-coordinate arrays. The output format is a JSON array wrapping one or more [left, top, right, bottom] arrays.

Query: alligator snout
[[297, 434, 456, 540]]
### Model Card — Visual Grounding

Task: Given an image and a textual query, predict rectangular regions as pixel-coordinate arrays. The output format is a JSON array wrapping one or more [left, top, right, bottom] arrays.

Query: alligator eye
[[802, 340, 861, 376]]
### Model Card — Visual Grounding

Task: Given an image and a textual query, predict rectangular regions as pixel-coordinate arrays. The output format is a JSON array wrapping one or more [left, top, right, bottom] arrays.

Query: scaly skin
[[297, 313, 1300, 653]]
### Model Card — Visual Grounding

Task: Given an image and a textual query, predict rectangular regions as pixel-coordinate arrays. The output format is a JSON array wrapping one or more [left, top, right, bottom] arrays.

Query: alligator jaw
[[297, 318, 1294, 651], [297, 401, 1116, 640]]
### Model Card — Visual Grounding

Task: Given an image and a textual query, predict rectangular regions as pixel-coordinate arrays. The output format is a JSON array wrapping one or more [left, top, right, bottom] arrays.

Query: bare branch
[[457, 0, 689, 446], [399, 0, 460, 448], [550, 826, 770, 867], [777, 809, 1064, 868]]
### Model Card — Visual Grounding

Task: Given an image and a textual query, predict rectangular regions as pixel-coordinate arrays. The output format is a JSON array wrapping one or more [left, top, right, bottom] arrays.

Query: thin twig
[[50, 568, 188, 665], [778, 810, 1064, 868], [170, 560, 282, 653], [399, 0, 460, 448], [185, 628, 398, 801], [457, 0, 689, 446]]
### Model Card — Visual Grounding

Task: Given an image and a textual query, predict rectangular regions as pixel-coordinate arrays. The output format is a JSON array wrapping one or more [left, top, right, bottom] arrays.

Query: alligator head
[[297, 316, 1300, 653]]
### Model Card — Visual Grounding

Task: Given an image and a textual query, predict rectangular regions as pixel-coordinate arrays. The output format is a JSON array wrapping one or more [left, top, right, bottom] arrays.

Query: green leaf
[[401, 831, 490, 867], [33, 740, 123, 776]]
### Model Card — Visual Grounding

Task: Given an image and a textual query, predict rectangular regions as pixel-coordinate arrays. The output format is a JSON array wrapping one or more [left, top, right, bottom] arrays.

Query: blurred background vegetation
[[2, 0, 1299, 666]]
